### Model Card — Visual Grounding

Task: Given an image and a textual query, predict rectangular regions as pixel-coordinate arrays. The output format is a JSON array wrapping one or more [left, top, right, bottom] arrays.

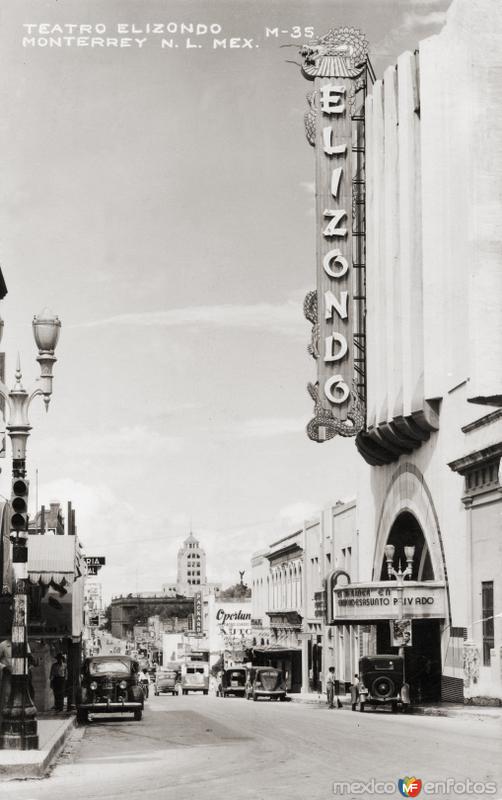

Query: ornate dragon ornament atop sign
[[300, 28, 369, 442]]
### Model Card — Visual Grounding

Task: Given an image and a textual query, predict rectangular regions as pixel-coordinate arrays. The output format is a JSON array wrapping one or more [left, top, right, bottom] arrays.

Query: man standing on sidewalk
[[50, 653, 67, 712], [326, 666, 336, 709]]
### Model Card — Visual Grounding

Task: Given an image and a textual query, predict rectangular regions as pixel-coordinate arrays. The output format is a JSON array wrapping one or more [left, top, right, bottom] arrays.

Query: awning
[[27, 535, 79, 587], [267, 611, 303, 626], [253, 645, 301, 653]]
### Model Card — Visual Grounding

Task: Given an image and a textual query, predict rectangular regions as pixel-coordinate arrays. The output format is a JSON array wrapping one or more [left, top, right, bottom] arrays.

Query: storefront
[[26, 534, 85, 711]]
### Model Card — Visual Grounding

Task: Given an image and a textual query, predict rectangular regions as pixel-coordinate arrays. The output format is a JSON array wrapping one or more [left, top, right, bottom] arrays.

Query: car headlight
[[90, 681, 98, 690], [119, 680, 127, 689]]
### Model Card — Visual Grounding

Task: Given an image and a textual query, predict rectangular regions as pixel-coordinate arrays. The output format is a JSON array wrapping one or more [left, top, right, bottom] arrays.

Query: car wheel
[[134, 709, 142, 721], [76, 709, 88, 724], [371, 676, 395, 701], [203, 690, 208, 695], [391, 701, 398, 714], [182, 689, 187, 695]]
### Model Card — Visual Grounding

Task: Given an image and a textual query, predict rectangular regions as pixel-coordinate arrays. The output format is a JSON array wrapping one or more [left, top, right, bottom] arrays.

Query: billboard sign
[[301, 28, 368, 441]]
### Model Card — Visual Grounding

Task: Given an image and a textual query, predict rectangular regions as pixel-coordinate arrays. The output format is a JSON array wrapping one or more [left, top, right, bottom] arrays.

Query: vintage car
[[154, 664, 181, 696], [245, 667, 287, 702], [351, 655, 410, 713], [180, 662, 209, 695], [217, 667, 247, 698], [77, 655, 144, 723]]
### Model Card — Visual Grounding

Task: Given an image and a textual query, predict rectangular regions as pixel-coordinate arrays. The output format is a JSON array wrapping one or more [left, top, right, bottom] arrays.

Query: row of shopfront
[[0, 502, 86, 711], [251, 469, 502, 704]]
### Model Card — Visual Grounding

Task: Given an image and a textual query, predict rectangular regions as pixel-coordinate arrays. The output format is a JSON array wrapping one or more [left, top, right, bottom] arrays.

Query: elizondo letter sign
[[301, 27, 368, 442]]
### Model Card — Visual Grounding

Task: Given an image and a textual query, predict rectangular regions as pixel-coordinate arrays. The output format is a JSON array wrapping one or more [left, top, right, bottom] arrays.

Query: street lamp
[[384, 543, 415, 657], [0, 308, 61, 750]]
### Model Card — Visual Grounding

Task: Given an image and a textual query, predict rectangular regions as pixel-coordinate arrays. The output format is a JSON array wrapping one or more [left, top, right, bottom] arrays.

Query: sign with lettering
[[301, 27, 368, 441], [84, 556, 106, 566], [194, 591, 203, 634], [331, 581, 447, 623]]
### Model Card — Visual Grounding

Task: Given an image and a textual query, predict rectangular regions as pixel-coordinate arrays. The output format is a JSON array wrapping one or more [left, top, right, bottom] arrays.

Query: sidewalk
[[0, 713, 76, 780], [289, 692, 502, 720]]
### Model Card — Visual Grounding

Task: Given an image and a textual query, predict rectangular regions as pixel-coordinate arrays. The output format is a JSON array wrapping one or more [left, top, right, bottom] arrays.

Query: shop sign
[[194, 591, 203, 634], [84, 556, 106, 566], [331, 581, 447, 622], [84, 556, 105, 576], [300, 27, 368, 441]]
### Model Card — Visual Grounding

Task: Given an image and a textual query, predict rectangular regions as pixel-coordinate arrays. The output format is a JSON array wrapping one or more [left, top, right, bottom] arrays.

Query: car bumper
[[254, 690, 286, 698], [363, 696, 400, 704], [78, 702, 143, 712]]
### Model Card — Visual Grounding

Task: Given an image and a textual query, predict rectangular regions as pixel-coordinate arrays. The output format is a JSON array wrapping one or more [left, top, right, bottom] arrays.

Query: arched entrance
[[375, 510, 442, 702]]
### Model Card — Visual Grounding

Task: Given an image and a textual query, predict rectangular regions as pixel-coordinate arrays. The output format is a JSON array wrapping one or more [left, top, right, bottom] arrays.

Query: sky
[[0, 0, 451, 601]]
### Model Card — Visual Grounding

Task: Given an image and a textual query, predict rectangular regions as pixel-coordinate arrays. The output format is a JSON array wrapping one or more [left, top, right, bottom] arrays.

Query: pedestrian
[[326, 666, 335, 709], [50, 653, 67, 712], [0, 638, 12, 718], [138, 667, 150, 699]]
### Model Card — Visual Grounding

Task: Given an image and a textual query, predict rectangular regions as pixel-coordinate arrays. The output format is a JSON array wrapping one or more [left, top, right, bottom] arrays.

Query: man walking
[[326, 666, 336, 709]]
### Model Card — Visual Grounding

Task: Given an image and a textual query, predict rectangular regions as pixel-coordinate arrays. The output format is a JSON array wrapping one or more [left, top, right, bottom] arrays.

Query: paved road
[[6, 694, 502, 800]]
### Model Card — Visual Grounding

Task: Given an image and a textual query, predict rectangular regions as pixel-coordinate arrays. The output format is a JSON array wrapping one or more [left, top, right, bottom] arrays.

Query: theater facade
[[300, 0, 502, 704]]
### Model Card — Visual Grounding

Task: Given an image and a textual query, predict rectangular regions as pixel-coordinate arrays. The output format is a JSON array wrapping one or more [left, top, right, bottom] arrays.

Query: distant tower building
[[176, 533, 207, 598]]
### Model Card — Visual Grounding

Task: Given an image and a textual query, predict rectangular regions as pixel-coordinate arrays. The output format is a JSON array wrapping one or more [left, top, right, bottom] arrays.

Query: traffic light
[[10, 478, 29, 531]]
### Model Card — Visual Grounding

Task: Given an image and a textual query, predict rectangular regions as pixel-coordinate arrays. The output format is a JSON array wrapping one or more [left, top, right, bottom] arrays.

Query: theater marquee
[[331, 581, 447, 624], [300, 28, 369, 442]]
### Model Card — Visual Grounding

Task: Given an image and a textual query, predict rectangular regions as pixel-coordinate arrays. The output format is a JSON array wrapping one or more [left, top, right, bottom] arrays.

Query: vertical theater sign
[[301, 28, 369, 441]]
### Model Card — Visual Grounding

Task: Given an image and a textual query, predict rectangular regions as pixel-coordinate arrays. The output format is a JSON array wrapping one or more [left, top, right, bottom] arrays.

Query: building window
[[482, 581, 494, 666]]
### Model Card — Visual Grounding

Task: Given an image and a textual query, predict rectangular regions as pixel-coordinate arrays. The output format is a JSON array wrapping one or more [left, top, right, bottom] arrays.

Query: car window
[[89, 659, 131, 675], [371, 661, 395, 670]]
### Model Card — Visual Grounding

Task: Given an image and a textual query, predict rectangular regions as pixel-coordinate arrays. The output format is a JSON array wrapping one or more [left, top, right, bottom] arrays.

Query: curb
[[0, 715, 76, 781], [289, 696, 501, 720]]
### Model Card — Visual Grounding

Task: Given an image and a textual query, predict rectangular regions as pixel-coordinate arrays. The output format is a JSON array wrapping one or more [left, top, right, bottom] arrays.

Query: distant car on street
[[245, 667, 287, 702], [77, 655, 144, 724], [217, 667, 247, 698], [351, 655, 410, 713], [154, 664, 181, 696], [180, 662, 209, 695]]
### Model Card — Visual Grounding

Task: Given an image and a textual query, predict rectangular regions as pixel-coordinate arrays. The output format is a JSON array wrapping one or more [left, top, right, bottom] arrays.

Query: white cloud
[[374, 4, 449, 57], [402, 9, 447, 28], [278, 501, 319, 528], [299, 181, 315, 195], [224, 416, 306, 439], [74, 301, 305, 338], [40, 425, 182, 459]]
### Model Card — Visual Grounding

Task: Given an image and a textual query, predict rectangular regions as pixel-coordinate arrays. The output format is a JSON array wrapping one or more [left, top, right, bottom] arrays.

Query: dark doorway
[[376, 619, 442, 702]]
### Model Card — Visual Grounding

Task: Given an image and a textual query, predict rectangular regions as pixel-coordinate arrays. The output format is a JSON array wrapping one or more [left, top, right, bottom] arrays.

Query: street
[[5, 695, 502, 800]]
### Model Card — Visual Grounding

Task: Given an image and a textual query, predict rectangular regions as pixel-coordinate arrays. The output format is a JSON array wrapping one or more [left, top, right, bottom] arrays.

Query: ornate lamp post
[[384, 544, 415, 657], [0, 308, 61, 750]]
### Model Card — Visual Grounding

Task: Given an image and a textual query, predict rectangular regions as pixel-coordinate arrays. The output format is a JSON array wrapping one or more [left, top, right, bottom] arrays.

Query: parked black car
[[351, 655, 410, 713], [245, 667, 287, 701], [217, 667, 247, 697], [77, 655, 144, 723]]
